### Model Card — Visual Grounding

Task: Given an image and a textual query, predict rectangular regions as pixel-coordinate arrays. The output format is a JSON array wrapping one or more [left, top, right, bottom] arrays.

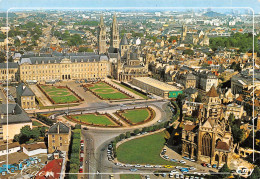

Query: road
[[77, 100, 170, 179]]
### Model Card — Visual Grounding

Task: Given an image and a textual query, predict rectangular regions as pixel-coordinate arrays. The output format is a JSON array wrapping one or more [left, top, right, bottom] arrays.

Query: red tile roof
[[35, 159, 63, 179]]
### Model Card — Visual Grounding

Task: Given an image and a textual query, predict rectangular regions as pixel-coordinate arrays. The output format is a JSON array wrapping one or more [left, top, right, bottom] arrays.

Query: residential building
[[48, 122, 71, 154], [16, 83, 36, 110]]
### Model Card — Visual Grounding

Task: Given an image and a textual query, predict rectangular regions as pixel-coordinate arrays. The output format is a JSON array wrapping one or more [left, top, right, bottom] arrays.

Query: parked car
[[201, 163, 207, 167], [169, 173, 174, 178], [207, 164, 212, 168], [144, 164, 152, 168], [130, 168, 138, 172], [175, 174, 180, 178], [79, 168, 83, 173], [212, 164, 217, 168], [170, 159, 178, 162], [135, 164, 141, 168], [179, 160, 186, 164], [163, 155, 169, 159]]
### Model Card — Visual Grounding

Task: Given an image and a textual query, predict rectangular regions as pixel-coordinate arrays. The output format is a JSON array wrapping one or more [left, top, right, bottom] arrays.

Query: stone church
[[181, 86, 233, 167], [97, 14, 149, 82]]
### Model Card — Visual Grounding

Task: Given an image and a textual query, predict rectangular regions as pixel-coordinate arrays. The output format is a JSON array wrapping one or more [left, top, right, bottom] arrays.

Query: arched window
[[216, 138, 221, 147], [222, 154, 227, 163], [215, 154, 219, 162], [201, 133, 212, 157]]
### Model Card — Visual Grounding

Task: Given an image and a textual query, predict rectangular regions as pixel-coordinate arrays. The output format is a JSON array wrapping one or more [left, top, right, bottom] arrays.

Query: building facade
[[0, 62, 18, 82], [19, 55, 111, 82], [16, 83, 36, 110], [48, 122, 71, 154]]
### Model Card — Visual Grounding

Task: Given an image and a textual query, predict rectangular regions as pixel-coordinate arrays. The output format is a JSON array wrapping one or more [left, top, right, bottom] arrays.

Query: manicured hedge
[[36, 113, 55, 126], [68, 129, 81, 179]]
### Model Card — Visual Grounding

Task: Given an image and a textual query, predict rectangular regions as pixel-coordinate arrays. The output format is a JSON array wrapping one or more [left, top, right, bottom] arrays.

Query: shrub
[[133, 129, 140, 135], [125, 132, 131, 138]]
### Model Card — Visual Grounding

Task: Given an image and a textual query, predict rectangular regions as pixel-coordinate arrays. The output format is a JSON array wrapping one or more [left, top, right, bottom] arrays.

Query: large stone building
[[48, 122, 71, 154], [0, 62, 18, 82], [0, 103, 32, 141], [181, 86, 233, 167], [16, 83, 36, 110], [18, 53, 110, 82], [175, 72, 196, 89]]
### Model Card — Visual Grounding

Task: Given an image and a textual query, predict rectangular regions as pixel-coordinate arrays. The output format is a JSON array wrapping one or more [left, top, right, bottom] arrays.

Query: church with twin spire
[[97, 14, 150, 82]]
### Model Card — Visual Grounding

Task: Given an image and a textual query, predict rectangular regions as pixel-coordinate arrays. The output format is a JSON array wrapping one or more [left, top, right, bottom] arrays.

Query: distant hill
[[203, 11, 225, 17]]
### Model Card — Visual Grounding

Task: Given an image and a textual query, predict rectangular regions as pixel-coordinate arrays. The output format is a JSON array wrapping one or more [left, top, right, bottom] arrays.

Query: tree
[[133, 129, 140, 135], [219, 163, 231, 178], [231, 125, 243, 144], [250, 166, 260, 179], [125, 132, 131, 138], [31, 128, 41, 140], [182, 49, 194, 56], [78, 47, 93, 52], [20, 126, 32, 139], [195, 94, 202, 103], [228, 113, 235, 124]]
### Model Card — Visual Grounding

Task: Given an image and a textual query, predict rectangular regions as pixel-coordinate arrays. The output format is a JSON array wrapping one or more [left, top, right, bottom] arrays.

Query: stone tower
[[182, 25, 187, 41], [98, 15, 107, 54], [110, 14, 120, 49]]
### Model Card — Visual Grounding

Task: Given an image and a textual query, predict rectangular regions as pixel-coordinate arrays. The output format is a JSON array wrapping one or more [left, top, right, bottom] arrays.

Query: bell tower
[[110, 14, 120, 49], [98, 14, 107, 54]]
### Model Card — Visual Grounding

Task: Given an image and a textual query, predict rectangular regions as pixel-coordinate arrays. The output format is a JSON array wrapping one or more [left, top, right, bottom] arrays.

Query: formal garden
[[115, 107, 155, 125], [66, 112, 121, 127], [38, 84, 83, 104], [85, 81, 133, 100]]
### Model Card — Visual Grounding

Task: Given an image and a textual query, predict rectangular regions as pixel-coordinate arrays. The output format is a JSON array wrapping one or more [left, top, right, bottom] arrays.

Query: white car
[[163, 155, 169, 159], [179, 160, 186, 164], [145, 175, 150, 179], [207, 164, 211, 168], [170, 170, 179, 174], [190, 159, 196, 162], [154, 165, 161, 168], [190, 167, 196, 170], [157, 120, 162, 123], [135, 164, 141, 168], [169, 173, 174, 178], [175, 174, 180, 178], [144, 164, 152, 168], [180, 174, 184, 179], [176, 166, 182, 169]]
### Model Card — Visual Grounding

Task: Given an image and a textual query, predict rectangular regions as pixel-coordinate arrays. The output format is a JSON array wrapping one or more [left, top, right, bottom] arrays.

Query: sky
[[0, 0, 260, 13]]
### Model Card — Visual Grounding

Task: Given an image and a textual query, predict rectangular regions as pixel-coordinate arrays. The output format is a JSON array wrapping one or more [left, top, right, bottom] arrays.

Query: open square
[[39, 85, 81, 104], [85, 81, 133, 100]]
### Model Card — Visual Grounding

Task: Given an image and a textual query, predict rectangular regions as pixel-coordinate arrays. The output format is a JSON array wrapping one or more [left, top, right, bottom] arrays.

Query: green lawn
[[41, 85, 79, 103], [117, 131, 178, 165], [70, 114, 116, 126], [121, 108, 150, 124], [89, 82, 131, 100], [120, 174, 141, 179], [32, 121, 42, 126], [113, 81, 148, 99]]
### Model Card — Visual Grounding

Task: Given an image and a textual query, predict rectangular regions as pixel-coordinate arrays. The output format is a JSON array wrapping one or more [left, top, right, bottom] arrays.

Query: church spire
[[100, 14, 104, 26], [98, 14, 106, 54], [111, 13, 119, 49]]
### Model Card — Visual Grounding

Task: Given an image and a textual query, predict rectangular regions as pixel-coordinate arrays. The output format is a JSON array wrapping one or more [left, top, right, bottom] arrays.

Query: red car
[[81, 140, 84, 143], [80, 150, 84, 153], [79, 168, 83, 173], [201, 163, 206, 167], [80, 157, 83, 162]]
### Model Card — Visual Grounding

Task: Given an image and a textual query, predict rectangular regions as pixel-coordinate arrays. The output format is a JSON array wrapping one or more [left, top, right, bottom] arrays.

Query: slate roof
[[19, 54, 108, 65], [48, 122, 70, 134], [0, 62, 18, 69], [17, 83, 35, 96], [183, 87, 198, 94], [120, 34, 128, 45], [0, 103, 32, 125]]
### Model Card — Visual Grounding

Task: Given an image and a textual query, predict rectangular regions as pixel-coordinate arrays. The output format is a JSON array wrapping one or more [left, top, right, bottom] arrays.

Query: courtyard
[[39, 85, 81, 104], [86, 81, 133, 100]]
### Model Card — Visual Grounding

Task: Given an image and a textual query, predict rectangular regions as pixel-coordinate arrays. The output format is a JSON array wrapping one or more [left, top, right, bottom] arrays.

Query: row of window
[[21, 63, 105, 69]]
